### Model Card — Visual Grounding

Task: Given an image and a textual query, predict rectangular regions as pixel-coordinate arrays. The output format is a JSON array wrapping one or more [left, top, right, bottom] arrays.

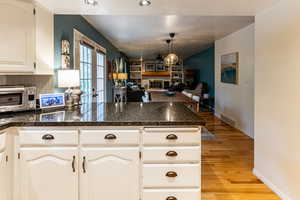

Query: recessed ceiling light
[[84, 0, 98, 6], [139, 0, 151, 6]]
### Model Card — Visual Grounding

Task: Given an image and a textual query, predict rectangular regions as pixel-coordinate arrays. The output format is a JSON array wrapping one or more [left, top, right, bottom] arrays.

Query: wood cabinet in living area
[[0, 0, 53, 74]]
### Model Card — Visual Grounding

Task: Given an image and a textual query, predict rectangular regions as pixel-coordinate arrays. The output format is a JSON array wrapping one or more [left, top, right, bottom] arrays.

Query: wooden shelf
[[142, 72, 170, 77]]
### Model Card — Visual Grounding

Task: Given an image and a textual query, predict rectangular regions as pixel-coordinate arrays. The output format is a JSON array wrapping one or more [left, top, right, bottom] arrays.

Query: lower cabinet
[[19, 147, 78, 200], [14, 127, 201, 200], [0, 146, 9, 200], [80, 147, 140, 200], [0, 132, 11, 200]]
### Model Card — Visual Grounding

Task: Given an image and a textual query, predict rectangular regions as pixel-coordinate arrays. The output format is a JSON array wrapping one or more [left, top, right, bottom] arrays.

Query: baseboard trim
[[253, 168, 292, 200]]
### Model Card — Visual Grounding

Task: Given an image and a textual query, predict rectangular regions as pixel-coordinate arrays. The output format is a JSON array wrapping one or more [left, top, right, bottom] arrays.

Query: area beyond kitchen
[[1, 0, 299, 200]]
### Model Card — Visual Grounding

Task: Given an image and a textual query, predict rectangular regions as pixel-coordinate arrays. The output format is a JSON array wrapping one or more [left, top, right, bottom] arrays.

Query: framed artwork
[[221, 52, 239, 84], [145, 63, 156, 72], [156, 63, 165, 72], [61, 40, 71, 69]]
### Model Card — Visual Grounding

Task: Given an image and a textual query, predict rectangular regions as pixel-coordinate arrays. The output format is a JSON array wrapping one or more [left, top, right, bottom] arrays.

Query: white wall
[[215, 24, 255, 138], [254, 0, 300, 199]]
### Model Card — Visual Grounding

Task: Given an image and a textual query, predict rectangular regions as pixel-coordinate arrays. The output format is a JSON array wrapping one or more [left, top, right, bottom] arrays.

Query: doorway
[[75, 29, 106, 103]]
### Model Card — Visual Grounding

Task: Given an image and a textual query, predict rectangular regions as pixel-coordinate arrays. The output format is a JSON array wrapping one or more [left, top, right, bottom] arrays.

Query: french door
[[79, 43, 106, 103]]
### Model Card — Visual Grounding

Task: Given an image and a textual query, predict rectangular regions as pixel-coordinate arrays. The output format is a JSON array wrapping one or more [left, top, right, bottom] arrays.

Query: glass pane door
[[96, 52, 105, 102], [80, 44, 93, 103]]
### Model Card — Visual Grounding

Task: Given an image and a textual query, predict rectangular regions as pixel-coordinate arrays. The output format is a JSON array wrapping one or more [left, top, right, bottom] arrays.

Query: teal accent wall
[[54, 15, 121, 102], [184, 46, 215, 99]]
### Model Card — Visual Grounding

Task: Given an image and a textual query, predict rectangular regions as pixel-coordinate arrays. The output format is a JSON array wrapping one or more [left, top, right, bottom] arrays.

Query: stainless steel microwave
[[0, 86, 36, 113]]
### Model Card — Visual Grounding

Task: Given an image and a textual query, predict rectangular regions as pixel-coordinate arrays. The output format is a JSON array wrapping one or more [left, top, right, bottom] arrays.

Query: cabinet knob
[[166, 197, 177, 200], [166, 171, 177, 178], [166, 151, 178, 157], [104, 134, 117, 140], [42, 134, 55, 140], [166, 134, 178, 140]]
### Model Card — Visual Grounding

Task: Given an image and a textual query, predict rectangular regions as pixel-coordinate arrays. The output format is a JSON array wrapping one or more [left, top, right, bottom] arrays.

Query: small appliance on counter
[[0, 85, 36, 113]]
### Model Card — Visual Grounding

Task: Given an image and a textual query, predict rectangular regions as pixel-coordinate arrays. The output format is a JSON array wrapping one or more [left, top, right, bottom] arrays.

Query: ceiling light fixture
[[84, 0, 98, 6], [164, 33, 179, 66], [139, 0, 151, 6]]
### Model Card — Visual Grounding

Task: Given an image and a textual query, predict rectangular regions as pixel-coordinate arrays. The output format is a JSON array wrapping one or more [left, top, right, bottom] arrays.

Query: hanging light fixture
[[164, 33, 179, 66]]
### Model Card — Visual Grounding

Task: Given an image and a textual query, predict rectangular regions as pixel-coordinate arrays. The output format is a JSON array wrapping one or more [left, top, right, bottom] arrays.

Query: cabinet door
[[35, 3, 54, 75], [0, 133, 10, 200], [0, 150, 9, 200], [0, 0, 35, 73], [80, 147, 139, 200], [20, 147, 78, 200]]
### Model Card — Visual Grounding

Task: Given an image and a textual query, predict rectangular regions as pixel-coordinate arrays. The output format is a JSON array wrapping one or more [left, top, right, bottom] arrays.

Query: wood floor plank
[[197, 111, 280, 200]]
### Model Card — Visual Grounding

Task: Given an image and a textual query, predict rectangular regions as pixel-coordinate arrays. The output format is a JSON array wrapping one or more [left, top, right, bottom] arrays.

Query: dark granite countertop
[[0, 102, 205, 130]]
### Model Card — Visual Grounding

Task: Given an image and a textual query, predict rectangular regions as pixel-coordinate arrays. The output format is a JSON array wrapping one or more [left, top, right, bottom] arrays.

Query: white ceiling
[[84, 15, 254, 59], [34, 0, 278, 59], [35, 0, 279, 16]]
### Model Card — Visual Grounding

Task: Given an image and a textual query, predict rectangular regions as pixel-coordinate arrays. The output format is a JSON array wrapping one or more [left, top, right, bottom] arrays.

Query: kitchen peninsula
[[0, 102, 204, 200]]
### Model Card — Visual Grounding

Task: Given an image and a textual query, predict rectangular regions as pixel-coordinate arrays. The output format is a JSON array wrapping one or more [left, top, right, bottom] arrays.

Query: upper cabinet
[[0, 0, 54, 75], [35, 3, 54, 75]]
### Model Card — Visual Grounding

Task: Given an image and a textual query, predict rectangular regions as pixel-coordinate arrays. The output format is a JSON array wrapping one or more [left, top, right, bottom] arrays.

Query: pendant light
[[164, 33, 179, 66]]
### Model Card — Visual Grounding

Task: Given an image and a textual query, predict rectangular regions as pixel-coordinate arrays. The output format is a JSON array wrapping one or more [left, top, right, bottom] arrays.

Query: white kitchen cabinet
[[0, 132, 12, 200], [0, 134, 9, 200], [11, 126, 201, 200], [0, 0, 35, 73], [80, 147, 140, 200], [0, 0, 54, 74], [19, 147, 78, 200], [34, 2, 54, 75], [0, 150, 9, 200]]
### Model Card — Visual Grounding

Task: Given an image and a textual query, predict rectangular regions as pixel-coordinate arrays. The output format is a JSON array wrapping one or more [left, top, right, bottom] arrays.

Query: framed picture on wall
[[221, 52, 239, 84], [145, 63, 156, 72]]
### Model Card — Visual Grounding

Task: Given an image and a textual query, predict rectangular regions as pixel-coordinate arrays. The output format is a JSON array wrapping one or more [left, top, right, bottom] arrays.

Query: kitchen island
[[0, 102, 204, 200]]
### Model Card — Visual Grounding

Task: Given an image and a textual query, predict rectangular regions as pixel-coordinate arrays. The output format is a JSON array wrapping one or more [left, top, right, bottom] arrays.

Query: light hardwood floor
[[149, 91, 280, 200], [198, 111, 280, 200]]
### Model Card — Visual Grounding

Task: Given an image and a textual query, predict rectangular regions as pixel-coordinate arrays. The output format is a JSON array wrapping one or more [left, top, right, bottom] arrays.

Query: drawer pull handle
[[104, 134, 117, 140], [42, 134, 55, 140], [166, 151, 178, 157], [166, 171, 177, 178], [166, 134, 178, 140], [166, 196, 177, 200], [82, 156, 86, 173], [72, 156, 75, 173]]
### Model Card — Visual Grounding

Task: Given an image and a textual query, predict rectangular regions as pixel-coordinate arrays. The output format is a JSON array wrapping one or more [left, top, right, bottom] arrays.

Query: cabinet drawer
[[19, 130, 78, 146], [80, 130, 139, 146], [143, 128, 201, 146], [143, 189, 200, 200], [143, 164, 200, 188], [143, 147, 200, 163], [0, 132, 7, 152]]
